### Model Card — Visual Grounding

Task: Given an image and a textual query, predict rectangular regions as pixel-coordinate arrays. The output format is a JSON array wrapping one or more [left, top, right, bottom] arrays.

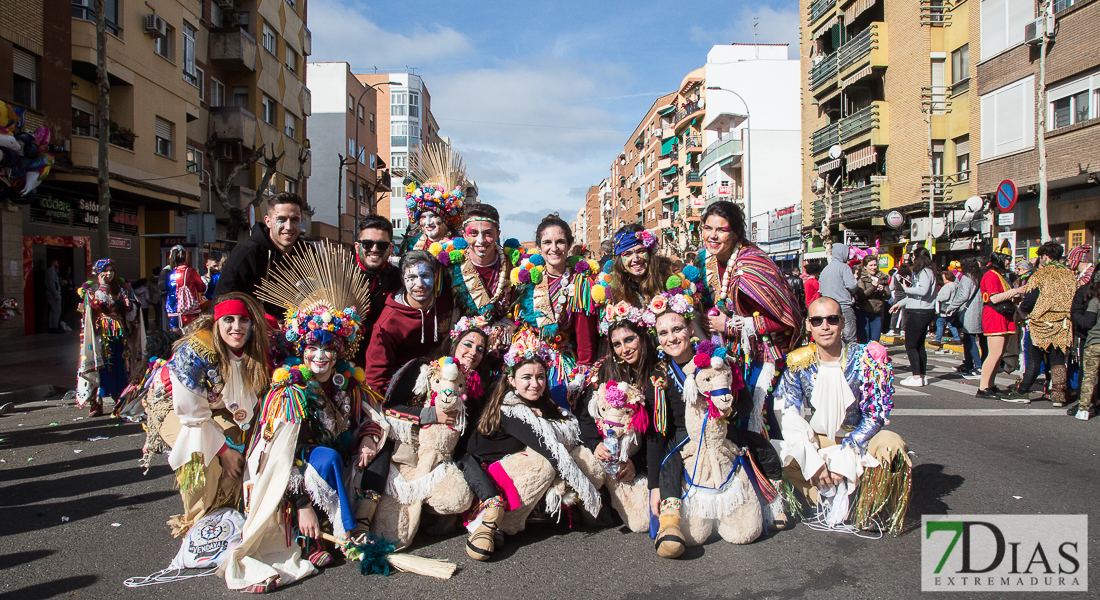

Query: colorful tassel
[[651, 376, 667, 436], [174, 452, 205, 493]]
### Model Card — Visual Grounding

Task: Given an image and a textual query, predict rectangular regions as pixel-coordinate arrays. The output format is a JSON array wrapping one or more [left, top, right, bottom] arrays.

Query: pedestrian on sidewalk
[[887, 264, 911, 336], [804, 261, 822, 308], [946, 257, 985, 386], [1002, 242, 1078, 406], [854, 255, 889, 343], [819, 243, 858, 343], [978, 252, 1022, 396], [1071, 267, 1100, 420], [932, 270, 961, 347], [133, 278, 153, 329], [889, 247, 938, 387], [45, 259, 63, 333]]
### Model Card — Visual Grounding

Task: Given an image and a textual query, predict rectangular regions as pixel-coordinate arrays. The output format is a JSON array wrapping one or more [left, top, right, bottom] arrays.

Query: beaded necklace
[[460, 249, 509, 314], [705, 244, 741, 304]]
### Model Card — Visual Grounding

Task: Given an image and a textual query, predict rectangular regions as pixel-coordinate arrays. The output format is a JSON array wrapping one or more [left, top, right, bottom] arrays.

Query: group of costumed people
[[113, 144, 912, 592]]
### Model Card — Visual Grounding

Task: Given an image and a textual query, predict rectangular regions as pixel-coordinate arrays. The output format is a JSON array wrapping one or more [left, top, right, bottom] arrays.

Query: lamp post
[[351, 80, 401, 235], [705, 86, 751, 223]]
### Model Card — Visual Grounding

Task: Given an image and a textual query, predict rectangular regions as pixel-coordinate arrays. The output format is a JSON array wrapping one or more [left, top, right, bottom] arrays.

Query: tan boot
[[655, 499, 685, 559], [466, 499, 502, 561], [349, 490, 380, 542]]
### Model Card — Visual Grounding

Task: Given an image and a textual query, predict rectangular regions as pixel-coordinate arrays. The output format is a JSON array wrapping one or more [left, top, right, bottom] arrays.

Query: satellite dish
[[828, 145, 843, 160], [965, 196, 983, 212]]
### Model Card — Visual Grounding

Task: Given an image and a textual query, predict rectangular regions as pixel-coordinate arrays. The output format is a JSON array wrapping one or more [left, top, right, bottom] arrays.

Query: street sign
[[186, 213, 217, 245], [998, 213, 1014, 226], [996, 179, 1017, 212], [108, 237, 131, 250], [718, 185, 731, 197]]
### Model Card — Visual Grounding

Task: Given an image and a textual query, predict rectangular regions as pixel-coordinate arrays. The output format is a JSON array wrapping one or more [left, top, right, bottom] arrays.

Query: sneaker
[[1051, 401, 1066, 408], [1000, 390, 1032, 404], [975, 388, 999, 400], [962, 370, 982, 380], [929, 340, 943, 347], [899, 375, 927, 387], [0, 402, 12, 416], [1075, 410, 1090, 421]]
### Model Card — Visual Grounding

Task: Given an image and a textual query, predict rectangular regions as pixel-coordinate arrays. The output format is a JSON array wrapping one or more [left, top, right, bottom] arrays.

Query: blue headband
[[614, 231, 642, 255], [92, 259, 114, 275]]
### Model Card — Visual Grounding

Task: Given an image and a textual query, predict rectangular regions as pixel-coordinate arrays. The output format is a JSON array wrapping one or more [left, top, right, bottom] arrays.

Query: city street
[[1, 342, 1096, 599]]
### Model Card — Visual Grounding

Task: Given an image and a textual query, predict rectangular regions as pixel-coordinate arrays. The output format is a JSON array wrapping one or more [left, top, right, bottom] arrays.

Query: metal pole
[[352, 80, 401, 230], [706, 86, 750, 218], [1037, 0, 1052, 242], [337, 154, 344, 245]]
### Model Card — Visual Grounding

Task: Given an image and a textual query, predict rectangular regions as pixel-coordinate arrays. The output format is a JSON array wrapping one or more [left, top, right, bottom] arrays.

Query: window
[[72, 0, 119, 35], [1048, 74, 1098, 130], [951, 45, 969, 84], [262, 95, 277, 125], [155, 24, 174, 60], [285, 178, 298, 194], [186, 146, 203, 173], [72, 96, 95, 136], [369, 112, 375, 132], [210, 78, 225, 107], [195, 67, 204, 100], [183, 23, 197, 85], [285, 112, 296, 137], [262, 24, 277, 54], [348, 137, 355, 156], [391, 121, 408, 147], [391, 91, 407, 116], [285, 47, 298, 75], [155, 117, 173, 157], [980, 75, 1034, 159], [409, 122, 420, 143], [357, 105, 364, 121], [12, 48, 37, 109], [1054, 0, 1081, 12], [348, 94, 355, 112], [980, 0, 1033, 60], [391, 153, 407, 169], [931, 58, 947, 114], [409, 92, 420, 118], [210, 2, 224, 27], [955, 136, 970, 180], [232, 87, 248, 107]]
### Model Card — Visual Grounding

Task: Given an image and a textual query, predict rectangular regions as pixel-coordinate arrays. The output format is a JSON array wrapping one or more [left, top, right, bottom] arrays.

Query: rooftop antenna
[[753, 17, 760, 58]]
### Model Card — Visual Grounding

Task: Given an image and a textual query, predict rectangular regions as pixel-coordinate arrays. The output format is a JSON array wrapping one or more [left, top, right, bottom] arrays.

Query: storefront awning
[[660, 138, 677, 155], [816, 157, 842, 173], [845, 146, 877, 171]]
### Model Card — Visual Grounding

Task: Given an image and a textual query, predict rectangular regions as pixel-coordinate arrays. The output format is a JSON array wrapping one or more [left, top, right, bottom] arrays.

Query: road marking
[[891, 387, 928, 396], [892, 408, 1066, 416]]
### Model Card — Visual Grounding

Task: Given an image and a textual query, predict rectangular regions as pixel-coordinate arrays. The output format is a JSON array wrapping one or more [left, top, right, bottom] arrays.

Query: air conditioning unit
[[1023, 16, 1054, 45], [216, 0, 234, 9], [217, 145, 234, 160], [144, 14, 167, 39], [910, 217, 929, 241]]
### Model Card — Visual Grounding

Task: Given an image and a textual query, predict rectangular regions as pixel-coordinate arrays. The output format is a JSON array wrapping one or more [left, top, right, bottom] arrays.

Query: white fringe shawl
[[385, 463, 450, 505], [287, 463, 347, 539], [500, 394, 600, 517], [681, 468, 754, 520], [385, 415, 416, 445], [748, 362, 775, 435]]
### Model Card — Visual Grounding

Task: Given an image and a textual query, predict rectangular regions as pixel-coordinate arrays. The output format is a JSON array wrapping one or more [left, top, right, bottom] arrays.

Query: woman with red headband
[[143, 292, 271, 539]]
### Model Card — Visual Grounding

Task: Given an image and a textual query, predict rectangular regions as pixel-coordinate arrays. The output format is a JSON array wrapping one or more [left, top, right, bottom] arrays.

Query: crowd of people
[[73, 168, 919, 590], [792, 238, 1098, 420]]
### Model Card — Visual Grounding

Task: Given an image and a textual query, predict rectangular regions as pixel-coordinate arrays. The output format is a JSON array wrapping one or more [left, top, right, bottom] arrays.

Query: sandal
[[307, 548, 334, 568]]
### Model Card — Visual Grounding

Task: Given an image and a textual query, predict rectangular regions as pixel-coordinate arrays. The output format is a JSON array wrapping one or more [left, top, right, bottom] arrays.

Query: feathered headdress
[[405, 143, 467, 228], [255, 241, 371, 360]]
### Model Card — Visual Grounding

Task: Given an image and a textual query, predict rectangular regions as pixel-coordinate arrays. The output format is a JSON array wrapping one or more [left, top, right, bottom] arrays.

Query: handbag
[[986, 300, 1016, 318]]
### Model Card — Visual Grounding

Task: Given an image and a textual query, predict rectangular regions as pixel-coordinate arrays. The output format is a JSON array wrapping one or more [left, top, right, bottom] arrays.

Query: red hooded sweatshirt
[[362, 287, 453, 393]]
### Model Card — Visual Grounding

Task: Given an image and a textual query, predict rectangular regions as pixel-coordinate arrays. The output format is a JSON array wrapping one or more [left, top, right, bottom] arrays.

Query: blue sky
[[310, 0, 799, 238]]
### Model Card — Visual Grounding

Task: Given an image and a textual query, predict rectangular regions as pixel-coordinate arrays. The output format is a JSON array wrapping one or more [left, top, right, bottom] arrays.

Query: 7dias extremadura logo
[[922, 515, 1088, 592]]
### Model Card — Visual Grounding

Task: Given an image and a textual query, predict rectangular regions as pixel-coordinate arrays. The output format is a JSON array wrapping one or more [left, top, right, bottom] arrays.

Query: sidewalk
[[880, 332, 964, 354], [0, 332, 81, 393]]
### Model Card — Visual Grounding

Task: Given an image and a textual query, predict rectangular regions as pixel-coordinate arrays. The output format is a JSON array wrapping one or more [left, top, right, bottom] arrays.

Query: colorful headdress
[[92, 258, 115, 275], [451, 315, 493, 340], [405, 143, 467, 228], [1067, 245, 1092, 269], [256, 240, 370, 360], [599, 300, 656, 335], [614, 229, 658, 255], [502, 331, 555, 371]]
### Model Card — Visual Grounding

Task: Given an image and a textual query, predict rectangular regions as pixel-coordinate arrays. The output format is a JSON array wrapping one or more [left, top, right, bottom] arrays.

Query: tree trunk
[[208, 144, 264, 244], [94, 0, 111, 259]]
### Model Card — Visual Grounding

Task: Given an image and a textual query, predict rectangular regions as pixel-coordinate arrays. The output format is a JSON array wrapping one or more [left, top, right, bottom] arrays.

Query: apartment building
[[800, 0, 980, 264], [975, 0, 1100, 261], [306, 61, 384, 244], [357, 72, 441, 234], [582, 184, 601, 250], [0, 0, 71, 336]]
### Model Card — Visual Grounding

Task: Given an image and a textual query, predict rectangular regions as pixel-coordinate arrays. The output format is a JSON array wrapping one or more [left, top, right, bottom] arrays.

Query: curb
[[880, 335, 964, 354], [0, 384, 68, 405]]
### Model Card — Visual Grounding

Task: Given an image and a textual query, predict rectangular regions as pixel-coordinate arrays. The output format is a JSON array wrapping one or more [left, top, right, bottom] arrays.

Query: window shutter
[[72, 96, 95, 114], [156, 117, 172, 141], [980, 0, 1008, 59], [995, 83, 1024, 155], [980, 92, 995, 158], [955, 138, 969, 156], [13, 48, 36, 80]]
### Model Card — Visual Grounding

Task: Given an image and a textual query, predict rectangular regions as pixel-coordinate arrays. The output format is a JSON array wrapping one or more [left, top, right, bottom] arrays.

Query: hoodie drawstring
[[416, 307, 439, 344]]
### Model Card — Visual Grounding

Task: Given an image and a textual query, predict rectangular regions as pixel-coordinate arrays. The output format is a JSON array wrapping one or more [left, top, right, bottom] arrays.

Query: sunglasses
[[357, 240, 391, 253], [807, 314, 841, 327]]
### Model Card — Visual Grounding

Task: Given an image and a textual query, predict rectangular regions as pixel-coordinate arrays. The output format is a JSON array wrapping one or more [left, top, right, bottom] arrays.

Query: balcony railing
[[209, 28, 258, 71], [811, 122, 840, 156], [838, 25, 877, 72], [809, 53, 838, 92], [836, 184, 881, 216], [210, 106, 258, 143], [684, 135, 702, 149], [808, 0, 837, 24], [839, 103, 881, 142], [674, 101, 702, 126], [812, 199, 827, 224], [686, 171, 703, 184]]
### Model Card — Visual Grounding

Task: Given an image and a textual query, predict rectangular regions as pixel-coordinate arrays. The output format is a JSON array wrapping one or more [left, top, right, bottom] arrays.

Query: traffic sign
[[996, 179, 1017, 212]]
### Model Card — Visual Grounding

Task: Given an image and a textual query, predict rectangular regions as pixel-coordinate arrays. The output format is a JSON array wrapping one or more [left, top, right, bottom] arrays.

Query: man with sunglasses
[[772, 297, 911, 533], [354, 215, 401, 354]]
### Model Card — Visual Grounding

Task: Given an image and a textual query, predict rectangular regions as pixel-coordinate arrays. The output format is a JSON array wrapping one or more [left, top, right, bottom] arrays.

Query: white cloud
[[691, 6, 800, 59], [308, 0, 473, 67]]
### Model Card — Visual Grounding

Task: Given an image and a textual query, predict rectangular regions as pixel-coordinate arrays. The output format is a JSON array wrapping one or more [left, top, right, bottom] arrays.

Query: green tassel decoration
[[175, 452, 206, 494]]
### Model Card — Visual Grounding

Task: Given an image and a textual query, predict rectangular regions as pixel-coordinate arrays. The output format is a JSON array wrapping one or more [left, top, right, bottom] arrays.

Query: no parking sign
[[996, 180, 1017, 213]]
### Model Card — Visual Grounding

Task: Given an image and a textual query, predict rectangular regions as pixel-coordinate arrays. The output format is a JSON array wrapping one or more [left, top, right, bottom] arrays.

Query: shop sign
[[718, 185, 731, 197], [160, 236, 187, 247], [111, 212, 139, 227], [885, 210, 905, 229], [38, 197, 72, 220], [776, 206, 795, 217], [108, 237, 131, 250]]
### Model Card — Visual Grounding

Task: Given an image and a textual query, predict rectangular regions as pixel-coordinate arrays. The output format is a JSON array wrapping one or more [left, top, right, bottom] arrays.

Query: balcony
[[303, 26, 312, 56], [658, 183, 678, 200], [838, 23, 887, 77], [209, 28, 258, 72], [809, 0, 837, 24], [699, 136, 743, 172], [686, 171, 703, 187], [839, 101, 888, 147], [836, 183, 883, 217], [210, 106, 257, 143], [810, 121, 840, 156], [674, 100, 705, 132], [809, 53, 838, 93], [657, 155, 678, 171], [812, 199, 827, 225], [684, 135, 702, 152]]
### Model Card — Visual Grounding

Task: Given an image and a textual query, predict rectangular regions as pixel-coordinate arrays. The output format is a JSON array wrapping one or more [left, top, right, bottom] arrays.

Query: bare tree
[[94, 0, 111, 259], [296, 144, 314, 219], [205, 134, 262, 243]]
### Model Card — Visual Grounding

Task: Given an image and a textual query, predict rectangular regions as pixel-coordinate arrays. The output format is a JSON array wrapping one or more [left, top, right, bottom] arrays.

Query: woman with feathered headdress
[[401, 143, 467, 253], [76, 258, 141, 416]]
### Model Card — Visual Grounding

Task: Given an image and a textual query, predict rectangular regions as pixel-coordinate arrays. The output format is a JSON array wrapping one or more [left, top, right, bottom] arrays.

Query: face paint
[[404, 262, 435, 303], [464, 222, 499, 260], [304, 345, 337, 380], [219, 315, 252, 350], [420, 212, 443, 239]]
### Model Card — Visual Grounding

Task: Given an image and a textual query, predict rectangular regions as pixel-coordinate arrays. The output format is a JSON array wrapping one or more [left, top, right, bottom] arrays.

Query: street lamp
[[351, 80, 401, 238], [706, 86, 751, 224]]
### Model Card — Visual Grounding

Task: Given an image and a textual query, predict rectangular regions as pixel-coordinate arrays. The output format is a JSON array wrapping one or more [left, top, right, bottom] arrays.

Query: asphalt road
[[1, 345, 1097, 599]]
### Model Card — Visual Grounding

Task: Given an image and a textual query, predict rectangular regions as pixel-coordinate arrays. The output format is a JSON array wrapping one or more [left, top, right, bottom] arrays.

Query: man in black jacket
[[218, 192, 308, 319], [353, 214, 401, 356]]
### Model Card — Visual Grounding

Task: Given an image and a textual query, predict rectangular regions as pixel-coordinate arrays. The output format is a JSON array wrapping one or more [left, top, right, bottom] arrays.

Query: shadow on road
[[0, 448, 149, 483], [0, 549, 55, 570], [0, 575, 99, 600], [0, 489, 178, 536], [0, 419, 144, 452], [1, 463, 172, 507], [902, 462, 964, 535]]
